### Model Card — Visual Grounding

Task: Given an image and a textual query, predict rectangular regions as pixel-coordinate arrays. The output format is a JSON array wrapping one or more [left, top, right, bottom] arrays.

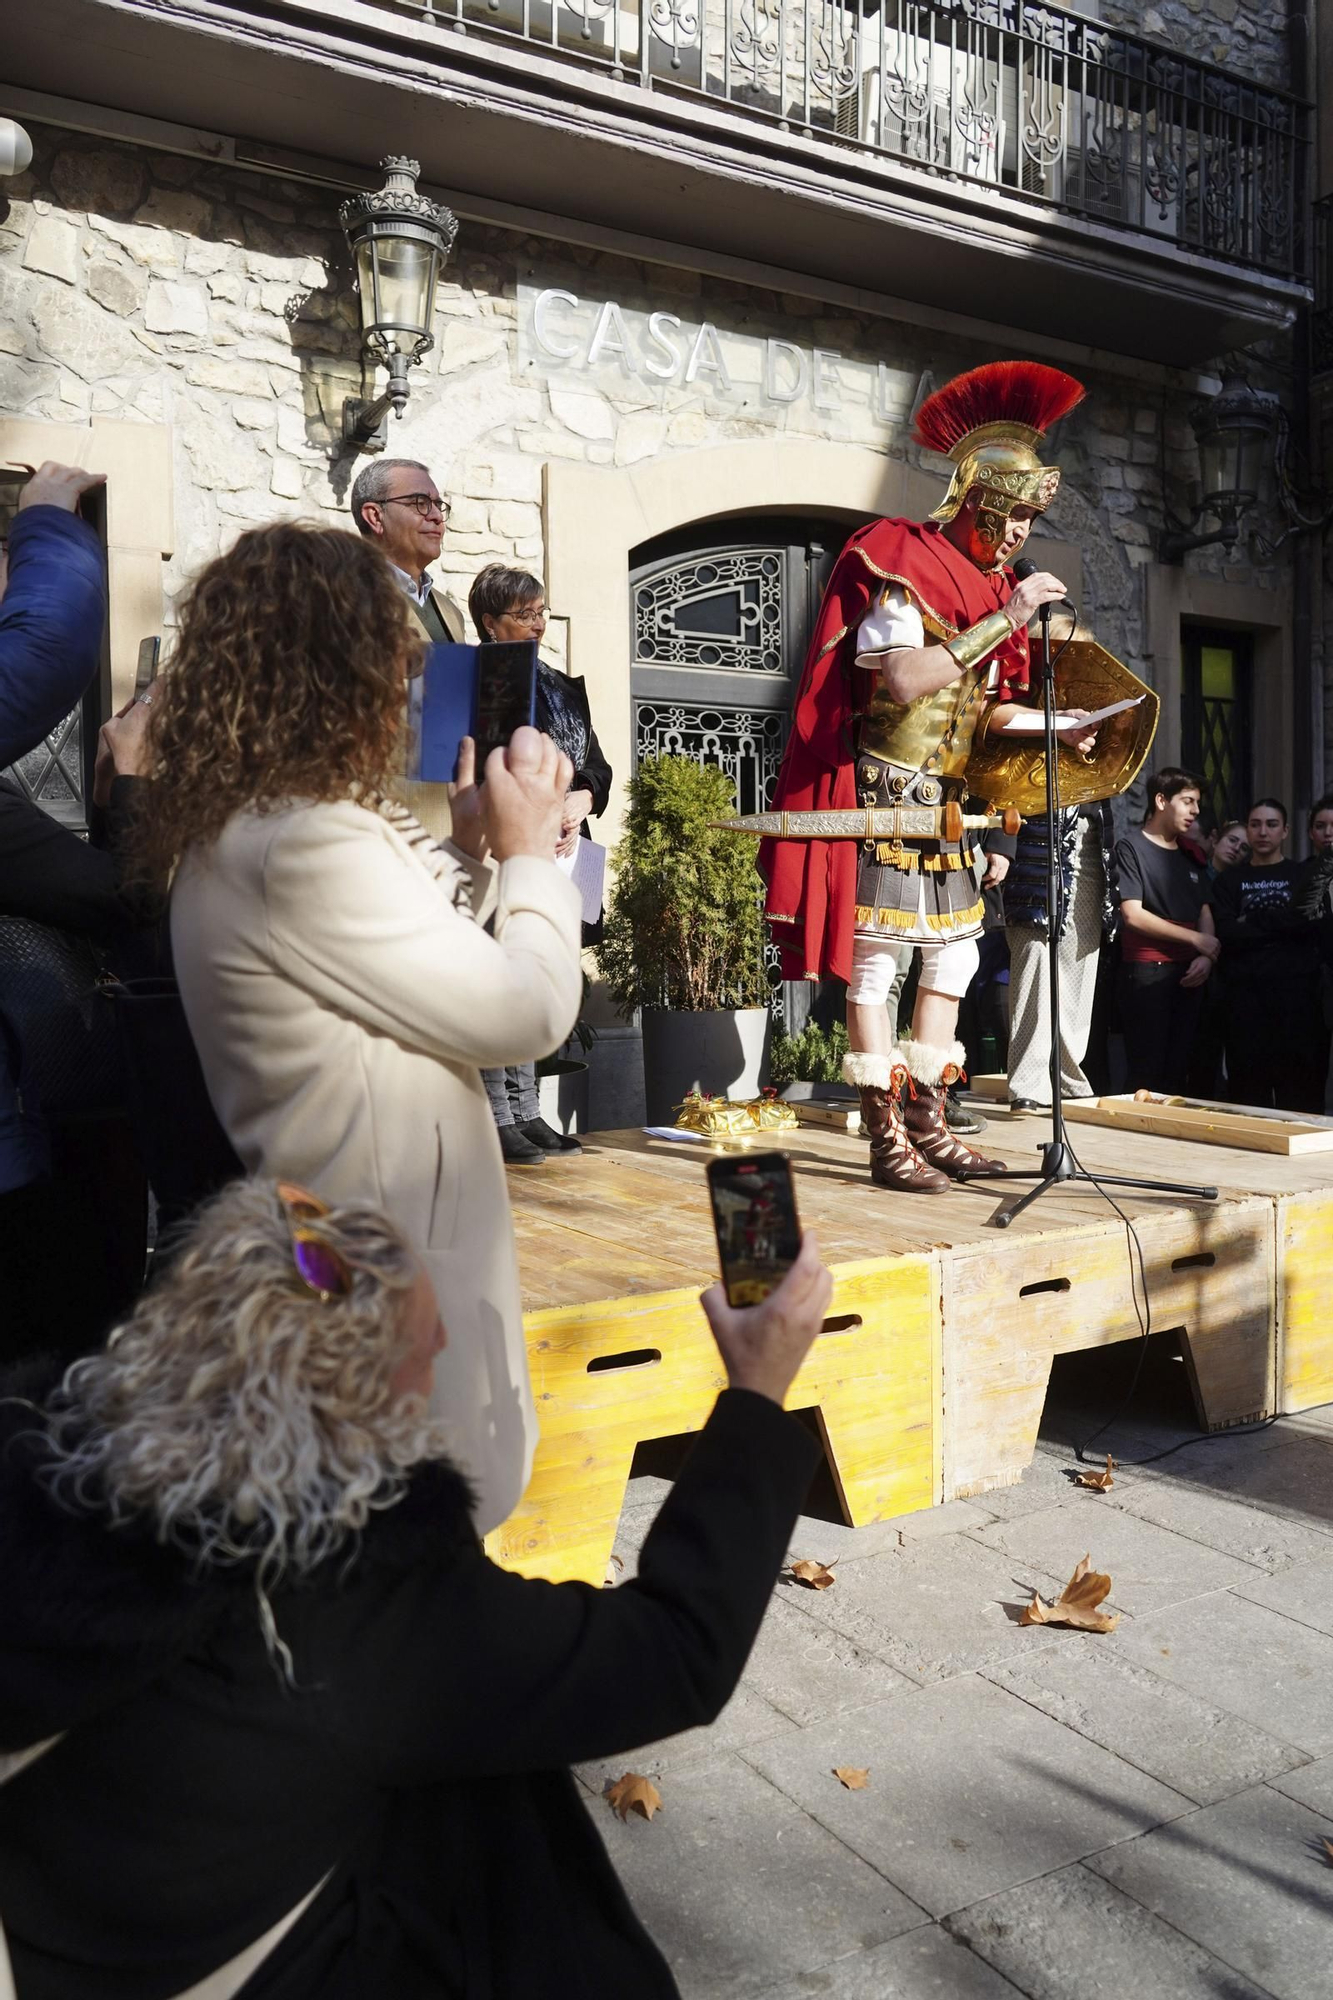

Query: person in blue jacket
[[0, 461, 107, 770]]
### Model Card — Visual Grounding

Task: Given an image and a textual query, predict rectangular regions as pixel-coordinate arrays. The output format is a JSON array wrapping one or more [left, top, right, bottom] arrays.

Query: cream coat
[[170, 799, 583, 1534]]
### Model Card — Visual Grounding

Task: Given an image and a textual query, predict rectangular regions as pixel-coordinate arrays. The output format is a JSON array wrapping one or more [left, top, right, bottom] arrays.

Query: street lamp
[[338, 157, 457, 454], [1158, 371, 1278, 563]]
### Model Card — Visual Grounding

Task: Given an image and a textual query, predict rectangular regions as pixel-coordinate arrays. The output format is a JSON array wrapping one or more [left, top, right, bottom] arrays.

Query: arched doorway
[[629, 513, 866, 1020]]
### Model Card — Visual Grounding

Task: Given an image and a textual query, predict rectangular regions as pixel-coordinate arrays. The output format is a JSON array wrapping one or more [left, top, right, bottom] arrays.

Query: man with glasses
[[349, 458, 465, 644]]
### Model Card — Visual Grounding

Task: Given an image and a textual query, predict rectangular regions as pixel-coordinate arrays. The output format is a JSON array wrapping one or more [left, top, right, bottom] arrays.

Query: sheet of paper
[[998, 695, 1144, 735]]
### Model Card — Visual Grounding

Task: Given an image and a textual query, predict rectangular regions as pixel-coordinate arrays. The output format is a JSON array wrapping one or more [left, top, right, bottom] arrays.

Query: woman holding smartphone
[[127, 522, 583, 1539]]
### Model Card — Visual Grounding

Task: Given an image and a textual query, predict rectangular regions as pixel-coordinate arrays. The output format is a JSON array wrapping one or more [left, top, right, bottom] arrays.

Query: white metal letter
[[764, 338, 809, 405], [586, 299, 636, 375], [531, 288, 581, 360], [642, 311, 684, 380], [684, 322, 733, 393], [812, 349, 843, 412]]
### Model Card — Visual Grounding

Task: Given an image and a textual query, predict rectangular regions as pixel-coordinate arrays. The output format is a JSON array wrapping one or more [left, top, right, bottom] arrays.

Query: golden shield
[[965, 628, 1160, 815]]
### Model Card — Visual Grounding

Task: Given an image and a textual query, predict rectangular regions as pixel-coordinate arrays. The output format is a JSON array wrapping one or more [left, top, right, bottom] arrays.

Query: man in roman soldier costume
[[763, 360, 1097, 1193]]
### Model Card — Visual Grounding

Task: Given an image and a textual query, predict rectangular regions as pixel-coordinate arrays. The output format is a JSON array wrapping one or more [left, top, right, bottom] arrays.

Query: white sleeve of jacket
[[259, 801, 583, 1069], [854, 585, 925, 663]]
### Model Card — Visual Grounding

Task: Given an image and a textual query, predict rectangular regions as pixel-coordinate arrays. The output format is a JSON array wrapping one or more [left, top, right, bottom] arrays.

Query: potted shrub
[[598, 755, 771, 1126]]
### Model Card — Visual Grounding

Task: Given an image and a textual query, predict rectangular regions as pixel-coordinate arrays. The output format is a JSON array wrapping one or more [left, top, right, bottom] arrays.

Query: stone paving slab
[[783, 1499, 997, 1565], [771, 1529, 1084, 1684], [743, 1675, 1189, 1919], [1142, 1434, 1333, 1539], [973, 1443, 1158, 1524], [741, 1589, 920, 1727], [1110, 1476, 1333, 1574], [1232, 1552, 1333, 1639], [1115, 1592, 1333, 1757], [765, 1923, 1025, 1998], [987, 1637, 1310, 1806], [971, 1502, 1266, 1617], [585, 1751, 925, 1999], [1265, 1753, 1333, 1819], [947, 1860, 1275, 2000], [1088, 1784, 1333, 2000]]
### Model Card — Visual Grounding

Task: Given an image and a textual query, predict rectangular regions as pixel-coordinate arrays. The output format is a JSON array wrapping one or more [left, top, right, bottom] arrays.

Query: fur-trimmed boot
[[843, 1052, 950, 1194], [901, 1040, 1004, 1179]]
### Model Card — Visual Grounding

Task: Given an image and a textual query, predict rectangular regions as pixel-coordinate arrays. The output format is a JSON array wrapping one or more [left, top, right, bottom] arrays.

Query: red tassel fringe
[[914, 361, 1086, 456]]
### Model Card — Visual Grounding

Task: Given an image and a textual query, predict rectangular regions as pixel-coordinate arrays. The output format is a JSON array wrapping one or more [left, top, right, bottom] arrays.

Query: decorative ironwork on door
[[630, 522, 843, 1016]]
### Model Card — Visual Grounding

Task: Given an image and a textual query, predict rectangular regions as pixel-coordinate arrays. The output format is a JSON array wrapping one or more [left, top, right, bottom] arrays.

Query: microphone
[[1009, 556, 1076, 619]]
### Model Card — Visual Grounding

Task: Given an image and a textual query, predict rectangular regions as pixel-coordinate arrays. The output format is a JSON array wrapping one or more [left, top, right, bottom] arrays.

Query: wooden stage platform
[[488, 1118, 1333, 1584]]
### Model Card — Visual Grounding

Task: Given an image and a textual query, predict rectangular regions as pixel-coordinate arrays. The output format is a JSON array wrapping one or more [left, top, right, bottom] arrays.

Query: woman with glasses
[[0, 1177, 832, 2000], [126, 522, 583, 1536], [468, 564, 613, 1165]]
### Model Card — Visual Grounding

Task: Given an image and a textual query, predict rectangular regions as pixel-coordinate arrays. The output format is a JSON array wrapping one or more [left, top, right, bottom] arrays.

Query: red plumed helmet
[[915, 360, 1086, 457]]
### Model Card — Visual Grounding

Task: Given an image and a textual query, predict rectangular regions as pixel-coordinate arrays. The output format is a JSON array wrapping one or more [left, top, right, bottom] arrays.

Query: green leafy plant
[[768, 1020, 850, 1090], [598, 755, 769, 1014]]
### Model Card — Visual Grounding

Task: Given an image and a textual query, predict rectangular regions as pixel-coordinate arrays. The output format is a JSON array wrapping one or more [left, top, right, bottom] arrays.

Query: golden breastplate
[[857, 672, 985, 779]]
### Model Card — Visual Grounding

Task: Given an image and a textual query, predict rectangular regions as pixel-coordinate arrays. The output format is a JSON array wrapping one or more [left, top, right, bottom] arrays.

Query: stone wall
[[1097, 0, 1290, 92], [0, 120, 1291, 790]]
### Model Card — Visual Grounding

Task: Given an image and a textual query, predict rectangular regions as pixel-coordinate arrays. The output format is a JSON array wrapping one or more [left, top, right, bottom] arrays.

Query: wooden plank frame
[[1062, 1094, 1333, 1156], [486, 1251, 941, 1586]]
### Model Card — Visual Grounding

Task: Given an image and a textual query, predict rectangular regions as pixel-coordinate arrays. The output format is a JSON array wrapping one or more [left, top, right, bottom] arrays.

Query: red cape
[[761, 520, 1029, 982]]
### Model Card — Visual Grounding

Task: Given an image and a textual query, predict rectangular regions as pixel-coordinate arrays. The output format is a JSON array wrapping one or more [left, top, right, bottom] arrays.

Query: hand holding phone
[[481, 724, 571, 861], [699, 1228, 833, 1407], [707, 1152, 803, 1307]]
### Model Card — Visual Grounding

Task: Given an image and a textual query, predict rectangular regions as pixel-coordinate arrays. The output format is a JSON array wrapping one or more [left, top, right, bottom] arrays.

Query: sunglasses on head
[[276, 1183, 353, 1302]]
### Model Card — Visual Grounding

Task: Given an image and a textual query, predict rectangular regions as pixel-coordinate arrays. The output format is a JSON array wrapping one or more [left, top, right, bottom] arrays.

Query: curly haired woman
[[0, 1180, 831, 2000], [125, 522, 582, 1534]]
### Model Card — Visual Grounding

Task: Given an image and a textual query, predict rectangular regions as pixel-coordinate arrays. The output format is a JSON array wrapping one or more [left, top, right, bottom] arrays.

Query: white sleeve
[[260, 802, 584, 1070], [855, 585, 925, 660]]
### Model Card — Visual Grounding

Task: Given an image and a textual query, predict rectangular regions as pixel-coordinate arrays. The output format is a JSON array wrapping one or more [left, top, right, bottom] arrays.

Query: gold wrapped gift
[[673, 1089, 799, 1139]]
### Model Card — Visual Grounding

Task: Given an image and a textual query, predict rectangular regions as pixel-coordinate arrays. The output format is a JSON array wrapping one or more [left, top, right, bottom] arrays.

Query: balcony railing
[[367, 0, 1306, 280]]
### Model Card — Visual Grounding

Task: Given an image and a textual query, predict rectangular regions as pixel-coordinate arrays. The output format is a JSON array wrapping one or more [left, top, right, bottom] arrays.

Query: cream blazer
[[170, 799, 583, 1535]]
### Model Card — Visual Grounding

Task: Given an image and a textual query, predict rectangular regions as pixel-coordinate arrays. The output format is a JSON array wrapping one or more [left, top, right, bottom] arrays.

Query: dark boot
[[518, 1116, 583, 1154], [902, 1041, 1004, 1179], [843, 1054, 950, 1194], [498, 1123, 546, 1165]]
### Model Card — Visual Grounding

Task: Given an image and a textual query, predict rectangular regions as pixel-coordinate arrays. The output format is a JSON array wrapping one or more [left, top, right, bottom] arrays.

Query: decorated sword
[[713, 803, 1023, 843]]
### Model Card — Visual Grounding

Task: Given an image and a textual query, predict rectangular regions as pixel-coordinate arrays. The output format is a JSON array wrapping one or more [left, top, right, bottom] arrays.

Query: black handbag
[[0, 916, 123, 1123]]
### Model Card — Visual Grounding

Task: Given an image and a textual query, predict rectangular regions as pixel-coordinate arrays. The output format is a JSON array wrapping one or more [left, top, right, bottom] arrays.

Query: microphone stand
[[959, 594, 1218, 1228]]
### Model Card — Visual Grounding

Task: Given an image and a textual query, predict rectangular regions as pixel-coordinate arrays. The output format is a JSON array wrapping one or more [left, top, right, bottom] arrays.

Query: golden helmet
[[914, 361, 1085, 547]]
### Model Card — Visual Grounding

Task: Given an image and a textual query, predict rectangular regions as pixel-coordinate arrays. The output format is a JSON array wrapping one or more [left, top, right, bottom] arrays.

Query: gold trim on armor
[[853, 896, 985, 934], [944, 608, 1014, 671], [815, 623, 849, 662], [849, 554, 961, 640]]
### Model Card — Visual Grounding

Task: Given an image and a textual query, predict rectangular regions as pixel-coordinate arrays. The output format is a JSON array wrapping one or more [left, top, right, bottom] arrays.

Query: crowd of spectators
[[0, 459, 836, 1998]]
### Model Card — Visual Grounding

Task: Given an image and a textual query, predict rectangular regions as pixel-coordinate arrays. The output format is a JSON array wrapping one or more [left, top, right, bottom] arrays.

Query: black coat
[[0, 1385, 817, 2000]]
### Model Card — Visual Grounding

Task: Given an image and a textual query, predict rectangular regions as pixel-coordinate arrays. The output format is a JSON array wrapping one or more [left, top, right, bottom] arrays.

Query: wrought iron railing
[[372, 0, 1307, 279]]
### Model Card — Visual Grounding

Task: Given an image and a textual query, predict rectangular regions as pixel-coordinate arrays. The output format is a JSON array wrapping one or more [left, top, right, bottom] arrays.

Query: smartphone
[[134, 636, 160, 698], [706, 1152, 801, 1308], [472, 640, 537, 769]]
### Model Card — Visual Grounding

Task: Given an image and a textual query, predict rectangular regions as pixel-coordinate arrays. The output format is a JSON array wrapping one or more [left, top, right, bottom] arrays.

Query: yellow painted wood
[[942, 1196, 1276, 1501], [1278, 1192, 1333, 1413], [488, 1252, 939, 1585]]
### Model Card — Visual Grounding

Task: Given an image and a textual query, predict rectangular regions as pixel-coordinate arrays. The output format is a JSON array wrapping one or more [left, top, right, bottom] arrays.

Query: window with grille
[[1180, 626, 1254, 833]]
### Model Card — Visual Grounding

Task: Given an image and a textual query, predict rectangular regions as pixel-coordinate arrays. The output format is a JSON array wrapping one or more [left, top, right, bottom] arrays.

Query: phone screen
[[473, 641, 537, 768], [706, 1152, 801, 1307]]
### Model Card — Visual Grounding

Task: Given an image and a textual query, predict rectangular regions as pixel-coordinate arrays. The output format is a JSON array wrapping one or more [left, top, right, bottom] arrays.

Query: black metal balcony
[[362, 0, 1307, 282]]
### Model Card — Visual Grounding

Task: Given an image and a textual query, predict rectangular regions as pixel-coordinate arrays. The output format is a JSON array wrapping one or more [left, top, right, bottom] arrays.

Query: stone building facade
[[1, 120, 1295, 807]]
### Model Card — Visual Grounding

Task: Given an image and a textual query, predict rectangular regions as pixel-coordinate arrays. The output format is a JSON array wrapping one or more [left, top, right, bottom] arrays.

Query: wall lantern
[[1158, 371, 1279, 564], [338, 157, 457, 454]]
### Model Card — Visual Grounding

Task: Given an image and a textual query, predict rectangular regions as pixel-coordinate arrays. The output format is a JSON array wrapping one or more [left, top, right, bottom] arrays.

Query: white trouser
[[847, 931, 980, 1007], [1006, 820, 1102, 1105]]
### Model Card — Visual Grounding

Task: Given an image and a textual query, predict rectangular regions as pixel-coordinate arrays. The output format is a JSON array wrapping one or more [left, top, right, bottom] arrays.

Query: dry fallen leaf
[[1073, 1454, 1116, 1492], [605, 1773, 663, 1822], [833, 1766, 870, 1790], [1021, 1553, 1120, 1633], [1323, 1837, 1333, 1867], [788, 1558, 837, 1590]]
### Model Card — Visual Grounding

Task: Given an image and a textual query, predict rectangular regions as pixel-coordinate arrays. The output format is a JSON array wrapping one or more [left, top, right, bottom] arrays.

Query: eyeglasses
[[504, 604, 548, 628], [276, 1182, 353, 1301], [380, 493, 451, 522]]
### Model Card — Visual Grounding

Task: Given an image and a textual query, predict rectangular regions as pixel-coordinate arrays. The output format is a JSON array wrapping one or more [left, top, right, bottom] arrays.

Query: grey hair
[[349, 457, 433, 535], [37, 1179, 452, 1588]]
